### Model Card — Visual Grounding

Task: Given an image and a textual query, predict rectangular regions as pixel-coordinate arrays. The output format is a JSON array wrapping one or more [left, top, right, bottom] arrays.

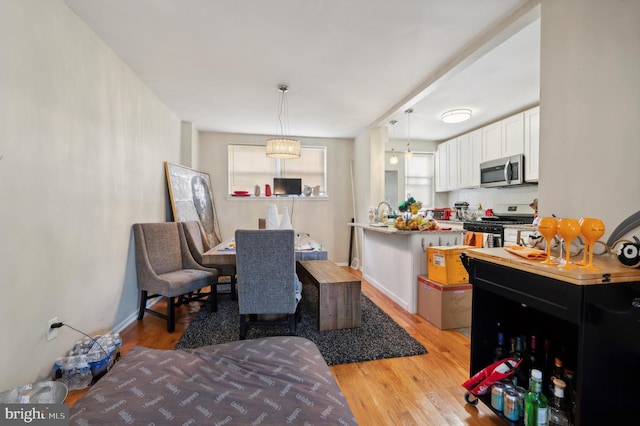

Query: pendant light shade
[[266, 85, 300, 159], [266, 138, 300, 159], [404, 108, 413, 160], [389, 120, 398, 164]]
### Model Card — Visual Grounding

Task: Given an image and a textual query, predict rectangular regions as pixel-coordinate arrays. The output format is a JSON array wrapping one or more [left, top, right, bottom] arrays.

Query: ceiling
[[62, 0, 540, 142]]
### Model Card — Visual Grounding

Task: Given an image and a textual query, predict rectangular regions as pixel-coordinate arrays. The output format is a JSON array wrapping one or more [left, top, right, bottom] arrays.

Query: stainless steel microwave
[[480, 154, 524, 188]]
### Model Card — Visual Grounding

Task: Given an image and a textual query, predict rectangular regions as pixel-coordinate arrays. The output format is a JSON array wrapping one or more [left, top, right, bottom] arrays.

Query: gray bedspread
[[69, 336, 357, 425]]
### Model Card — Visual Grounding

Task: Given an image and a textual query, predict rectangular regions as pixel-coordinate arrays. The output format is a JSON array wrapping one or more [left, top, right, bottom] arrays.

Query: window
[[228, 144, 327, 196], [404, 153, 434, 208]]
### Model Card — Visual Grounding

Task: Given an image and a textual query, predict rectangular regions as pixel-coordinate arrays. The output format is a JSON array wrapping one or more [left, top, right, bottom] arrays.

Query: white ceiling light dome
[[441, 109, 472, 123]]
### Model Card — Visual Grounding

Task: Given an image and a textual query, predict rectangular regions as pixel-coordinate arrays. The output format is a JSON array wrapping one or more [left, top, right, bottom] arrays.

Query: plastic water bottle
[[75, 355, 93, 389], [111, 333, 123, 363], [62, 357, 77, 390], [51, 358, 64, 381]]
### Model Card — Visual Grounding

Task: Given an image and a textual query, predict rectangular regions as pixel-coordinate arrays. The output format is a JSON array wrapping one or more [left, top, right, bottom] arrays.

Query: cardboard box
[[427, 245, 473, 284], [417, 275, 472, 329]]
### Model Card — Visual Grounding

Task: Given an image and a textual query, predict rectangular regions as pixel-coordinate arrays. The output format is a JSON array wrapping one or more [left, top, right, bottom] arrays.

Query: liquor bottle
[[528, 335, 540, 374], [548, 379, 570, 426], [524, 369, 549, 426], [563, 370, 577, 425], [549, 355, 566, 396], [542, 339, 553, 394], [514, 336, 529, 389], [493, 325, 507, 362]]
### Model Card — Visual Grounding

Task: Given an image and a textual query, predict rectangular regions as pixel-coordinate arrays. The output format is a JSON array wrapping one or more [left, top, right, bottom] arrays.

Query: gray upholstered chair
[[180, 221, 237, 300], [235, 229, 301, 339], [133, 222, 219, 332]]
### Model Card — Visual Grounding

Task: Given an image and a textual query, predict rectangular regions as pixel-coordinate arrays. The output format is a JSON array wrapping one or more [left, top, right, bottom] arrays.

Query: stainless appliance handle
[[504, 160, 512, 184]]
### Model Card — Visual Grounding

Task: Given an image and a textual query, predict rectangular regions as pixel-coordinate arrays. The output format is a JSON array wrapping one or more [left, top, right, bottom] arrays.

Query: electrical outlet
[[47, 317, 59, 341]]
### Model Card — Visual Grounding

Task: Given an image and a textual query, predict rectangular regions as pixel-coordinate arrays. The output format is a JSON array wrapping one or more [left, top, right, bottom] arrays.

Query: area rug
[[175, 284, 427, 365]]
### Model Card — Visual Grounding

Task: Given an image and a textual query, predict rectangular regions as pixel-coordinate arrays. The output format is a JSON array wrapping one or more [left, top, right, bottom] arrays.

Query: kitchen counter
[[351, 222, 463, 235], [351, 222, 464, 313], [464, 247, 640, 284]]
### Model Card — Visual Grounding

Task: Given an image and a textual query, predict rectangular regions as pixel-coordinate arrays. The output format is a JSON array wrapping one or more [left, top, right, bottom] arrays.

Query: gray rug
[[175, 284, 427, 366]]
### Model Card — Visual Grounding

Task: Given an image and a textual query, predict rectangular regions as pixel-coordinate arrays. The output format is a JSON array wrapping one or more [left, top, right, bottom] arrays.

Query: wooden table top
[[464, 247, 640, 285], [202, 237, 327, 265]]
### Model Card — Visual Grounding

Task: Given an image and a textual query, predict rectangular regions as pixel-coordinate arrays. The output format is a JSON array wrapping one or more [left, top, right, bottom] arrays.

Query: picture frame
[[165, 162, 221, 245]]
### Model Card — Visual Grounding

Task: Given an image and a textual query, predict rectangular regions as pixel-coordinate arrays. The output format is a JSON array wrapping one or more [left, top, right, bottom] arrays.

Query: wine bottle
[[514, 336, 529, 389], [493, 328, 507, 362], [528, 335, 541, 376], [524, 369, 549, 426], [548, 379, 570, 426]]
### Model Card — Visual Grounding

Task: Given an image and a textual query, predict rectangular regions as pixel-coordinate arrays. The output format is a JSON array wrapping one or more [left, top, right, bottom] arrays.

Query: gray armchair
[[180, 221, 237, 300], [133, 222, 219, 332], [235, 229, 301, 339]]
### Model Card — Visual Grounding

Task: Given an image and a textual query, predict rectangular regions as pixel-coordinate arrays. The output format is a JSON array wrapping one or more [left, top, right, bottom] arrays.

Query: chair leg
[[137, 290, 148, 320], [288, 313, 297, 335], [167, 297, 176, 333], [239, 314, 247, 340], [230, 275, 237, 301], [209, 287, 217, 313]]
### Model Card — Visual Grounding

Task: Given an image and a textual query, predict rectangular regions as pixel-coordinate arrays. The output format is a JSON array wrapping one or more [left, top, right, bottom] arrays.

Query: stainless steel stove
[[462, 204, 534, 247]]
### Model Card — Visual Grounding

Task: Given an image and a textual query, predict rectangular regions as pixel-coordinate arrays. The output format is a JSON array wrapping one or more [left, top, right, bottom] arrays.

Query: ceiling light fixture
[[441, 108, 472, 124], [389, 120, 398, 165], [404, 109, 413, 160], [266, 85, 300, 159]]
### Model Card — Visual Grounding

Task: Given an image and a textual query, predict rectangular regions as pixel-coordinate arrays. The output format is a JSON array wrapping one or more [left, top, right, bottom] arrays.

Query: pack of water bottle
[[51, 333, 122, 390]]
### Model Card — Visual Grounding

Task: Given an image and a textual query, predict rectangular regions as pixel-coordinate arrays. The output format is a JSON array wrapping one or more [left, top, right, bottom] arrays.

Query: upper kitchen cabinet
[[524, 106, 540, 182], [482, 113, 525, 162], [457, 128, 482, 188], [435, 142, 453, 192]]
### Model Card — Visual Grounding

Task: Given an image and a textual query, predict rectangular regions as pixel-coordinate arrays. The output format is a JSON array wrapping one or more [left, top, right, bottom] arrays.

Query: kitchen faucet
[[377, 201, 393, 223]]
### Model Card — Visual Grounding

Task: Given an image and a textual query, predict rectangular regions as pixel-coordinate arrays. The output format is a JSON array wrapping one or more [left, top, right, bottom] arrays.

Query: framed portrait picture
[[165, 162, 221, 245]]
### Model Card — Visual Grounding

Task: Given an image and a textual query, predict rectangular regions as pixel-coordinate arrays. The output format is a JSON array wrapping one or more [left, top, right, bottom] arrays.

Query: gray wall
[[0, 0, 182, 390]]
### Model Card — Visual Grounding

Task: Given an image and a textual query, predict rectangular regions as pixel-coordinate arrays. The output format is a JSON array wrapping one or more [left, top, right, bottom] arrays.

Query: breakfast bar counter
[[351, 223, 463, 313]]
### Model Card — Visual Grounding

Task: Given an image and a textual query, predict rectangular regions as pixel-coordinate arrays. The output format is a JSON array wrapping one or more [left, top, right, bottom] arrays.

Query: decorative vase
[[265, 205, 279, 229], [280, 207, 292, 229], [254, 184, 260, 196]]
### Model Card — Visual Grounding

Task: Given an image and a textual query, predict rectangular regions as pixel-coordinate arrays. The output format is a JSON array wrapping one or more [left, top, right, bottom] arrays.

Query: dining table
[[202, 235, 328, 265]]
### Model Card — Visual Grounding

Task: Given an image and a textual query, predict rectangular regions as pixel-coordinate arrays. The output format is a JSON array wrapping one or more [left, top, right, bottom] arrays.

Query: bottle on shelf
[[548, 379, 570, 426], [563, 370, 577, 425], [542, 339, 553, 393], [493, 324, 507, 362], [528, 335, 541, 375], [514, 336, 529, 389], [525, 368, 549, 426], [549, 355, 566, 397]]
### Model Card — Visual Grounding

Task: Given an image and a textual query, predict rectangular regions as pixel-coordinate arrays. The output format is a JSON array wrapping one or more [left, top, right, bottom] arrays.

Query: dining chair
[[133, 222, 219, 332], [234, 229, 301, 339], [180, 221, 237, 300]]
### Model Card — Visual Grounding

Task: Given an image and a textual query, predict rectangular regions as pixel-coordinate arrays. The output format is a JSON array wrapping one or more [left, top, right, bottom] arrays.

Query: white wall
[[0, 0, 182, 390], [538, 0, 640, 238], [197, 132, 354, 264]]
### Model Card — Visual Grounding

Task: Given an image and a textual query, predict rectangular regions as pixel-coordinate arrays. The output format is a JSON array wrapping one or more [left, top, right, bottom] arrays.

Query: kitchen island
[[351, 223, 463, 313], [463, 247, 640, 425]]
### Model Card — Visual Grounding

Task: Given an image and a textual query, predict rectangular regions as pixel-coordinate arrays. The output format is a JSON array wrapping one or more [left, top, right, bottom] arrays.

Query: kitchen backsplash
[[446, 184, 539, 211]]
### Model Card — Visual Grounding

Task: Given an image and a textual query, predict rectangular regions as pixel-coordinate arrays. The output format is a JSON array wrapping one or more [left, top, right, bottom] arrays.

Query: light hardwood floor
[[66, 267, 503, 425]]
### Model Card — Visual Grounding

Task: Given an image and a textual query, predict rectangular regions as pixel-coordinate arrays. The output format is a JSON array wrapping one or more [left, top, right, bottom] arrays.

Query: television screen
[[273, 178, 302, 196]]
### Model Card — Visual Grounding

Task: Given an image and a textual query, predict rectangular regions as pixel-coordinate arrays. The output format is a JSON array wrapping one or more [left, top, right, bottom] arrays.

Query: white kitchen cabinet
[[435, 142, 448, 192], [446, 139, 458, 190], [457, 128, 482, 188], [482, 113, 525, 162], [524, 106, 540, 182]]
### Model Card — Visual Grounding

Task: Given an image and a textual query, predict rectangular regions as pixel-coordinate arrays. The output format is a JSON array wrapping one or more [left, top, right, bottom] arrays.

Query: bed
[[69, 336, 357, 425]]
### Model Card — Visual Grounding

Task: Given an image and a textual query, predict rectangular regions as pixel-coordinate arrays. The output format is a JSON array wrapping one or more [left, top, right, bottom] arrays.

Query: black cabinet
[[466, 256, 640, 426]]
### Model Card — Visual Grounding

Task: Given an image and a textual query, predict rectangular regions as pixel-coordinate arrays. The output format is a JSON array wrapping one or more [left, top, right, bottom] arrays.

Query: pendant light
[[389, 120, 398, 165], [404, 108, 413, 160], [266, 85, 301, 159]]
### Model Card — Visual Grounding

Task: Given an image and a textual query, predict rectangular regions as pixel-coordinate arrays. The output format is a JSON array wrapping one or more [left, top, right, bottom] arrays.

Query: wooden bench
[[296, 260, 361, 331]]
